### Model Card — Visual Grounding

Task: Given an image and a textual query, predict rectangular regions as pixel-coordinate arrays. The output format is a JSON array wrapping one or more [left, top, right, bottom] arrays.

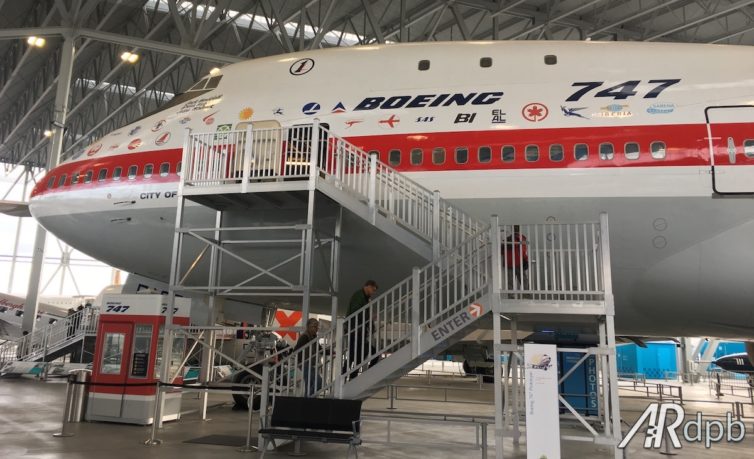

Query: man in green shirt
[[345, 280, 379, 380]]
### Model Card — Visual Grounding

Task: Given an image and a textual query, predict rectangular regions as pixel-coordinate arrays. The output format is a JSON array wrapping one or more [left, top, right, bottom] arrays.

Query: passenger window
[[144, 164, 154, 178], [418, 60, 430, 71], [128, 165, 137, 180], [176, 161, 182, 176], [651, 141, 666, 159], [72, 172, 80, 184], [549, 144, 564, 162], [480, 57, 492, 68], [98, 169, 107, 181], [113, 167, 122, 181], [160, 162, 170, 176], [47, 176, 56, 189], [410, 148, 423, 165], [744, 140, 754, 158], [624, 142, 640, 160], [478, 146, 491, 163], [58, 175, 67, 187], [502, 145, 515, 163], [574, 144, 588, 161], [432, 147, 445, 165], [525, 145, 539, 162], [84, 171, 93, 183], [388, 149, 401, 166], [455, 147, 468, 164], [599, 143, 614, 160]]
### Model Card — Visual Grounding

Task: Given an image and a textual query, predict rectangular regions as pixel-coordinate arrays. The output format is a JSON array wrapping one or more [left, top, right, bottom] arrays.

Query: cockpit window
[[205, 76, 222, 90], [132, 74, 224, 123]]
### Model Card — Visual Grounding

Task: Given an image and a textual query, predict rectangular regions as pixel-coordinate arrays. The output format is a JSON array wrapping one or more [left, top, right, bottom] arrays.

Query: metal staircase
[[0, 308, 98, 368]]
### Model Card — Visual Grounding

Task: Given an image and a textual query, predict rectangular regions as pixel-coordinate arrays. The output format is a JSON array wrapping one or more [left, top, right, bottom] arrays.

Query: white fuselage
[[28, 41, 754, 338]]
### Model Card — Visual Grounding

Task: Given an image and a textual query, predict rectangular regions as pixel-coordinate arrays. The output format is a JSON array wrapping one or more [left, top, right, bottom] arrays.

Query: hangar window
[[549, 144, 564, 162], [744, 139, 754, 158], [72, 172, 80, 185], [432, 147, 446, 165], [144, 164, 154, 178], [160, 162, 170, 177], [47, 176, 56, 189], [410, 148, 423, 165], [525, 145, 539, 162], [113, 167, 122, 181], [128, 165, 137, 180], [418, 60, 430, 71], [84, 171, 93, 183], [599, 143, 614, 160], [478, 146, 492, 163], [455, 147, 469, 164], [98, 169, 108, 181], [176, 161, 182, 176], [574, 143, 588, 161], [624, 142, 640, 160], [501, 145, 515, 162], [480, 57, 492, 68], [58, 175, 67, 187], [651, 141, 666, 159], [388, 149, 401, 166]]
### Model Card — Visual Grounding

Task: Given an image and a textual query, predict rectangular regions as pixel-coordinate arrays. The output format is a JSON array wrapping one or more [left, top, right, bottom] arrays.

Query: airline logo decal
[[0, 297, 23, 310], [86, 143, 102, 156], [203, 111, 217, 125], [416, 116, 434, 123], [128, 126, 141, 136], [491, 109, 507, 123], [155, 132, 171, 146], [108, 144, 119, 150], [454, 113, 476, 123], [239, 107, 254, 120], [355, 91, 504, 111], [289, 58, 315, 76], [647, 103, 675, 114], [151, 120, 166, 132], [331, 102, 347, 113], [111, 131, 121, 136], [273, 107, 284, 115], [273, 310, 302, 344], [522, 103, 548, 122], [561, 106, 589, 119], [594, 104, 632, 118], [302, 102, 320, 115], [379, 114, 400, 128], [128, 139, 142, 150], [179, 116, 191, 124], [345, 119, 363, 128]]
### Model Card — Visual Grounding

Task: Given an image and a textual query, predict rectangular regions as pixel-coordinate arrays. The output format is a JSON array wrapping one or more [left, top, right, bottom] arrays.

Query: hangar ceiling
[[1, 0, 753, 168]]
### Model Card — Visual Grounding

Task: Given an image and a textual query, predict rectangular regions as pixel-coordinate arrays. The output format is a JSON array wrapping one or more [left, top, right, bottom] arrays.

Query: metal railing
[[182, 123, 483, 253], [0, 308, 98, 364], [495, 220, 606, 302]]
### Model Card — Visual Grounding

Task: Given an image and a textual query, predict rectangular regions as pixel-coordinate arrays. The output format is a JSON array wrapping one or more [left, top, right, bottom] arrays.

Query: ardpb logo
[[619, 403, 746, 450]]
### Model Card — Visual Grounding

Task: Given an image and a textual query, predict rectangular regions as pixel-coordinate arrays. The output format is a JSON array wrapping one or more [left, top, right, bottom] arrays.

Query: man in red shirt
[[503, 225, 529, 297]]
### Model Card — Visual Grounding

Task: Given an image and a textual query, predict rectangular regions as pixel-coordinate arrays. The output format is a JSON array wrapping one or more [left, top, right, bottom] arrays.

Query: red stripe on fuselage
[[31, 123, 752, 198]]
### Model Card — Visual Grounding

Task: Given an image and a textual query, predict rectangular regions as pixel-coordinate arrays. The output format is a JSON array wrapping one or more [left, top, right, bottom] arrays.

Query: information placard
[[524, 343, 561, 459]]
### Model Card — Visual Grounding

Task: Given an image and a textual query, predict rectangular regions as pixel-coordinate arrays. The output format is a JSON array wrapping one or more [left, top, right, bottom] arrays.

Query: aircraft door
[[89, 322, 132, 418], [705, 105, 754, 194], [236, 120, 282, 178]]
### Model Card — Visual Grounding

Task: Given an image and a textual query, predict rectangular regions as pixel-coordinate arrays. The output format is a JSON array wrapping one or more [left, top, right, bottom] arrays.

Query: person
[[345, 280, 380, 380], [503, 225, 529, 297], [66, 308, 75, 338], [294, 318, 322, 396]]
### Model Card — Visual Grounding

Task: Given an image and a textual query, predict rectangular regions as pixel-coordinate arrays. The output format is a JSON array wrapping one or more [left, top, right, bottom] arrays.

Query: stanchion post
[[239, 384, 258, 452], [52, 373, 76, 438]]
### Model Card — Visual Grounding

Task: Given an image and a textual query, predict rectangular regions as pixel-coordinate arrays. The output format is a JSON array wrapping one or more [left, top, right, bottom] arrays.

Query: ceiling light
[[43, 130, 53, 138], [209, 67, 221, 76], [27, 36, 46, 47], [120, 51, 139, 64]]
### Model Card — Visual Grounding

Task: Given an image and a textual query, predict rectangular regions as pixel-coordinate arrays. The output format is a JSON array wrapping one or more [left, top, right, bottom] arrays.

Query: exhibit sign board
[[524, 343, 561, 459]]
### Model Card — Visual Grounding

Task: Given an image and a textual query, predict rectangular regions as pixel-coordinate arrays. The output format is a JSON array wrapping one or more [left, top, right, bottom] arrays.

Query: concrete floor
[[1, 375, 754, 458]]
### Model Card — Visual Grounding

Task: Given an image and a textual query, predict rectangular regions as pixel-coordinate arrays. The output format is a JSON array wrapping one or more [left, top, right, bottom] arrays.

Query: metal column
[[490, 216, 505, 459], [22, 32, 76, 334], [300, 119, 320, 324], [200, 209, 223, 420]]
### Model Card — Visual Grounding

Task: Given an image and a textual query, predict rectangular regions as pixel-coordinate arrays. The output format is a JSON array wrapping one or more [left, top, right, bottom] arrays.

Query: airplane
[[378, 114, 400, 128], [12, 40, 754, 369], [0, 292, 88, 340]]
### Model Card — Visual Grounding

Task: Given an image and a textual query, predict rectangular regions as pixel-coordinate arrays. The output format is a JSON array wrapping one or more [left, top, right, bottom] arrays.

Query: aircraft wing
[[0, 200, 31, 217]]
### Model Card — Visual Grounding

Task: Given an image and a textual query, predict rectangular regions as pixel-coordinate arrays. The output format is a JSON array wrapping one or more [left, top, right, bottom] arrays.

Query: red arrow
[[469, 303, 482, 318]]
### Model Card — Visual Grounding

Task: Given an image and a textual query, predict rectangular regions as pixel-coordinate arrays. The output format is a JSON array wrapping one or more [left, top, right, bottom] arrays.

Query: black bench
[[259, 396, 363, 458]]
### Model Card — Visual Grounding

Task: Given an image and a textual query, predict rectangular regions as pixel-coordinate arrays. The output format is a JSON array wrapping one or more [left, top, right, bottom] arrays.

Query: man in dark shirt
[[345, 280, 379, 380], [295, 318, 321, 396]]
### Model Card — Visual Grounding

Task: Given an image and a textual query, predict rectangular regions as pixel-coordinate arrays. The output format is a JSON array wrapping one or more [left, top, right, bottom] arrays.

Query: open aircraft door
[[705, 105, 754, 195], [236, 120, 282, 178]]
